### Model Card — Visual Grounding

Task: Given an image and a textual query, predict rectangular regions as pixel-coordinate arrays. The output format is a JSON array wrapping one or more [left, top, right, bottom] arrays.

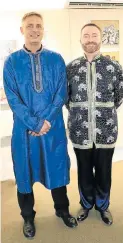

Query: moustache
[[85, 42, 97, 45]]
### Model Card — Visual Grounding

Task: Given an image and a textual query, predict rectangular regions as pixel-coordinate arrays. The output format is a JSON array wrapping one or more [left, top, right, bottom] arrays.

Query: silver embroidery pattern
[[76, 114, 82, 121], [108, 83, 113, 90], [106, 118, 114, 126], [79, 66, 87, 73], [96, 73, 102, 80], [73, 75, 80, 82], [119, 82, 123, 89], [76, 131, 82, 137], [66, 55, 123, 148], [113, 76, 116, 81], [72, 60, 81, 66], [113, 126, 117, 133], [82, 121, 89, 128], [95, 128, 102, 135], [96, 91, 101, 99], [29, 54, 43, 93], [106, 65, 115, 73], [75, 94, 81, 101], [78, 83, 87, 91], [95, 110, 101, 117], [107, 136, 114, 143]]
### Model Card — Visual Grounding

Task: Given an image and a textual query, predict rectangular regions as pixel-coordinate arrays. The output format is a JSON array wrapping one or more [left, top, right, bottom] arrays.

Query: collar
[[23, 44, 43, 54], [83, 53, 102, 62]]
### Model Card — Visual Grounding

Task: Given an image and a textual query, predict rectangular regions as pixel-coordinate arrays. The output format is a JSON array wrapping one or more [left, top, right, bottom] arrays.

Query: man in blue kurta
[[3, 12, 77, 239]]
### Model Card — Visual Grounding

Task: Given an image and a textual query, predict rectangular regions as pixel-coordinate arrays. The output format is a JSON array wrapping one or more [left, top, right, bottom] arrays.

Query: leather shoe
[[23, 220, 35, 239], [77, 207, 89, 222], [100, 209, 113, 225], [56, 211, 78, 228]]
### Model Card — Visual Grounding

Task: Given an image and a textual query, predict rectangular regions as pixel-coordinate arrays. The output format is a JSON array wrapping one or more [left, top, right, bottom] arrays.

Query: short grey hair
[[22, 12, 43, 22]]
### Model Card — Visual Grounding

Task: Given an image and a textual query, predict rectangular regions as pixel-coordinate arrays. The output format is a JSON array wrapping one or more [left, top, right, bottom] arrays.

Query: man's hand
[[28, 131, 40, 136], [29, 120, 51, 136], [39, 120, 51, 135]]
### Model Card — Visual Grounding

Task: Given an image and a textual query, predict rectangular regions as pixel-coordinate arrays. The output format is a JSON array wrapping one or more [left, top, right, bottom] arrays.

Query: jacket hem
[[72, 143, 116, 149]]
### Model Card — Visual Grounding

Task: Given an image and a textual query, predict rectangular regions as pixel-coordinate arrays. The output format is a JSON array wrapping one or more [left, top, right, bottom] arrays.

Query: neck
[[25, 42, 42, 53], [84, 50, 100, 62]]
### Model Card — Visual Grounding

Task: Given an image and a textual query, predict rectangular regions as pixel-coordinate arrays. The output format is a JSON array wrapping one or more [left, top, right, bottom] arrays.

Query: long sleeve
[[114, 63, 123, 109], [45, 57, 68, 124], [3, 56, 44, 132]]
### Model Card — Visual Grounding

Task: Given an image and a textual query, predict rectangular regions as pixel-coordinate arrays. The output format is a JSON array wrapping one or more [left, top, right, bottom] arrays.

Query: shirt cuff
[[34, 119, 44, 133]]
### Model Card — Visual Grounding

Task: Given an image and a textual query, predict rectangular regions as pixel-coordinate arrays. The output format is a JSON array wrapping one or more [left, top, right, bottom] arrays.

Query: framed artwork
[[91, 20, 119, 45], [102, 51, 119, 62]]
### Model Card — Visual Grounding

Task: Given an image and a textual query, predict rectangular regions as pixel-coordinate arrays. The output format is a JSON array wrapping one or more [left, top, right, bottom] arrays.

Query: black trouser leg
[[17, 190, 36, 221], [74, 148, 95, 210], [51, 186, 69, 213], [94, 148, 114, 211]]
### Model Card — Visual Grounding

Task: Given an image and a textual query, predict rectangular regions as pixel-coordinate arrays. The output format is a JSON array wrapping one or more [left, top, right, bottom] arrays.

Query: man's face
[[80, 26, 101, 53], [20, 15, 44, 45]]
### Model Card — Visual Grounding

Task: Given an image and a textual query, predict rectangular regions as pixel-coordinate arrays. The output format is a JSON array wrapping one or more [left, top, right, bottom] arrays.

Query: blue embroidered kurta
[[3, 47, 70, 193]]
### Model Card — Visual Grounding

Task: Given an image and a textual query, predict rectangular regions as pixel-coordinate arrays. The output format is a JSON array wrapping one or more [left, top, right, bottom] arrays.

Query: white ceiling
[[0, 0, 67, 11], [0, 0, 123, 11]]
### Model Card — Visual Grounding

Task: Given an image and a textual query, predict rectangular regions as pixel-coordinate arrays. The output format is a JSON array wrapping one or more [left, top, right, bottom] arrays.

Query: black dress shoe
[[23, 220, 35, 239], [100, 209, 113, 225], [56, 211, 78, 228], [77, 207, 89, 222]]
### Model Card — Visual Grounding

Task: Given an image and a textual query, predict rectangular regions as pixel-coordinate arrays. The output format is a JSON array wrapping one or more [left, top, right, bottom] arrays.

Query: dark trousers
[[74, 144, 114, 211], [17, 186, 69, 221]]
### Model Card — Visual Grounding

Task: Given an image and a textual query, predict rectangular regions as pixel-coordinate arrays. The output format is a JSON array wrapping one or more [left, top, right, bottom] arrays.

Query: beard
[[82, 42, 101, 53]]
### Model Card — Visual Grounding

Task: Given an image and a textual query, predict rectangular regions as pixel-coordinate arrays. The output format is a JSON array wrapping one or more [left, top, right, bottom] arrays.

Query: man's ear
[[20, 26, 24, 35]]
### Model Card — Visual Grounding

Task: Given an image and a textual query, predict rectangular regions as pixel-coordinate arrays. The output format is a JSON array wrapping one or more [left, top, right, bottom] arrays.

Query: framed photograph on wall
[[101, 51, 119, 62], [91, 20, 119, 46]]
